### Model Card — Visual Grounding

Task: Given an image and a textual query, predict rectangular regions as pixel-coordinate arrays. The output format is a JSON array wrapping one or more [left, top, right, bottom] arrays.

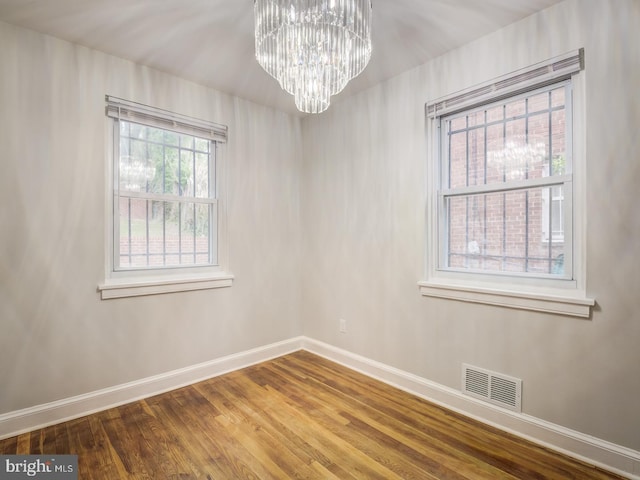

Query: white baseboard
[[0, 337, 303, 441], [301, 337, 640, 480], [1, 335, 638, 479]]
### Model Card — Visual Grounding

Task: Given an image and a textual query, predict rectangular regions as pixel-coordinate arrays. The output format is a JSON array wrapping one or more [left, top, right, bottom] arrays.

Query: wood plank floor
[[0, 351, 626, 479]]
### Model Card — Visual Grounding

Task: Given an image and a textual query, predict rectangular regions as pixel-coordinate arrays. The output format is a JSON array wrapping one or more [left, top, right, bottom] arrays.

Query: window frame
[[113, 119, 218, 272], [437, 82, 573, 281], [99, 97, 233, 299], [419, 50, 594, 318]]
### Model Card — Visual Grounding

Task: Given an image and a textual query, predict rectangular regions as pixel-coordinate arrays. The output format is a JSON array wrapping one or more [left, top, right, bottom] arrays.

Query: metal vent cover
[[462, 364, 522, 412]]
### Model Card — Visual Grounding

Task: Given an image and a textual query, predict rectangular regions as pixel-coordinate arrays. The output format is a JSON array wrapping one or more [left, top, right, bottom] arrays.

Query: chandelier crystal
[[254, 0, 372, 114]]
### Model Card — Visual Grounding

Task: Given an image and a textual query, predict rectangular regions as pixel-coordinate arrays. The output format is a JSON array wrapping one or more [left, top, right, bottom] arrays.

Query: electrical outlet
[[339, 319, 347, 333]]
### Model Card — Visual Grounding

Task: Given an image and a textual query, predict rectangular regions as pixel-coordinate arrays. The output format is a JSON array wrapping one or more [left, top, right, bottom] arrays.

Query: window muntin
[[438, 82, 572, 279], [114, 120, 217, 271]]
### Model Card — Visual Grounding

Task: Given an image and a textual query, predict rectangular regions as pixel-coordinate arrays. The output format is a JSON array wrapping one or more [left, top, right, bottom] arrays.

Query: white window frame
[[438, 82, 574, 280], [419, 50, 594, 318], [98, 96, 233, 299]]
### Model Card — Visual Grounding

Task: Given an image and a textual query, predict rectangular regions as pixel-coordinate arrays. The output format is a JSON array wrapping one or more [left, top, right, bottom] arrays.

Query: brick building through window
[[442, 83, 569, 276]]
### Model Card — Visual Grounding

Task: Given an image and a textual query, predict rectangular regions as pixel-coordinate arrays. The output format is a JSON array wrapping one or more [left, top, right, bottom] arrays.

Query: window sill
[[98, 273, 234, 300], [417, 281, 595, 318]]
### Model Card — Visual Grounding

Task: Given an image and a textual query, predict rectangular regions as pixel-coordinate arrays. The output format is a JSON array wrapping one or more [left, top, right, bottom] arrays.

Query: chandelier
[[254, 0, 372, 114]]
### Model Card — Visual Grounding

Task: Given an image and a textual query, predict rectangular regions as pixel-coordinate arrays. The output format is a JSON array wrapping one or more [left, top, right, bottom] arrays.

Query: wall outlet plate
[[339, 319, 347, 333]]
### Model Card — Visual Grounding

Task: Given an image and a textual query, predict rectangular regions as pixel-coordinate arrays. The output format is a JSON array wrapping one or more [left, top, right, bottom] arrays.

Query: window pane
[[164, 146, 180, 195], [445, 186, 565, 275], [119, 122, 213, 198], [163, 131, 179, 146], [195, 137, 210, 152], [118, 199, 212, 268], [129, 123, 144, 139], [467, 110, 484, 128], [195, 152, 210, 198], [180, 203, 195, 264], [447, 85, 567, 189], [505, 98, 526, 118], [449, 130, 467, 189], [119, 155, 156, 192], [528, 91, 549, 114], [502, 119, 529, 181], [485, 123, 504, 184], [118, 197, 150, 268], [146, 125, 165, 143], [119, 128, 156, 193], [551, 109, 566, 171], [180, 134, 194, 150], [486, 105, 503, 123], [195, 203, 212, 264], [551, 87, 565, 108], [449, 116, 466, 132], [527, 113, 550, 180], [116, 119, 215, 270], [467, 128, 485, 187], [489, 136, 547, 182], [147, 144, 165, 194], [437, 81, 573, 282], [180, 149, 195, 196], [541, 185, 565, 245]]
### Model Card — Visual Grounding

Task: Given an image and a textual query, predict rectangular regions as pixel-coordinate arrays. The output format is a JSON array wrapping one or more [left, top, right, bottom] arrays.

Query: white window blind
[[426, 49, 583, 119], [105, 95, 228, 144]]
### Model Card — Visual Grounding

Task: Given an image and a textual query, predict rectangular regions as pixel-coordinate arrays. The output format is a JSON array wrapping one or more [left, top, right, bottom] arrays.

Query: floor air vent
[[462, 364, 522, 412]]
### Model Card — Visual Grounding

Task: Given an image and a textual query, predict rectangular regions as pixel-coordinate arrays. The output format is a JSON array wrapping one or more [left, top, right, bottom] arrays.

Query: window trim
[[417, 281, 594, 318], [99, 97, 232, 299], [98, 272, 234, 300], [421, 50, 594, 317]]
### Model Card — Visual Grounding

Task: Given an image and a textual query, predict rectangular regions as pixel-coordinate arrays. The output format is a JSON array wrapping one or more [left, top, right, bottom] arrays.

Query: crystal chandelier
[[254, 0, 372, 114]]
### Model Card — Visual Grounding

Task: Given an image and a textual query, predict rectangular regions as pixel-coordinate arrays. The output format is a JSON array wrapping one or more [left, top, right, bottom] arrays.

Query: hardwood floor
[[0, 351, 626, 479]]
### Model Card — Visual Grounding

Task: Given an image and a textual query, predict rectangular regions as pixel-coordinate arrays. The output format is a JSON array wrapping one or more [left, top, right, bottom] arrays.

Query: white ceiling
[[0, 0, 563, 115]]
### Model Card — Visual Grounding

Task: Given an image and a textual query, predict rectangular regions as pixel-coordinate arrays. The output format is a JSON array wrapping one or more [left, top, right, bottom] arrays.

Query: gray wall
[[301, 0, 640, 451], [0, 21, 302, 413], [1, 0, 638, 457]]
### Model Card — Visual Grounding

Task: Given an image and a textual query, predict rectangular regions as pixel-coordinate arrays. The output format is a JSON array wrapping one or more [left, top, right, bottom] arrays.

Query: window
[[440, 83, 571, 277], [420, 50, 594, 317], [99, 97, 233, 299], [116, 120, 216, 270]]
